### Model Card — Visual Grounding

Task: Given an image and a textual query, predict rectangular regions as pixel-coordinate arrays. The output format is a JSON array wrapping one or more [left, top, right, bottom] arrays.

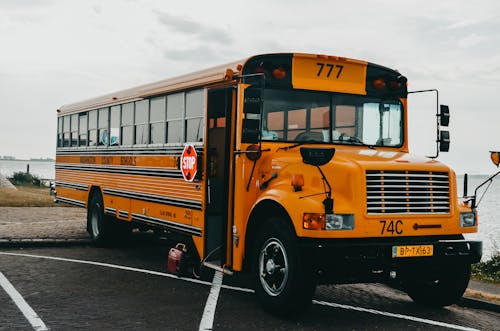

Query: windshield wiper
[[277, 140, 320, 151], [333, 137, 375, 149]]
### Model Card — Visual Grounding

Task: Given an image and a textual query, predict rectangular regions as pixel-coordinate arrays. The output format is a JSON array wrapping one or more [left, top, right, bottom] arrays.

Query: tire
[[403, 263, 471, 307], [87, 191, 133, 246], [87, 191, 111, 246], [252, 218, 315, 315]]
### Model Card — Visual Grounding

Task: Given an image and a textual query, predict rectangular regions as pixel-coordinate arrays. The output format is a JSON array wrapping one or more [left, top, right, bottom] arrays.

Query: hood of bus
[[260, 145, 469, 238], [266, 145, 456, 209]]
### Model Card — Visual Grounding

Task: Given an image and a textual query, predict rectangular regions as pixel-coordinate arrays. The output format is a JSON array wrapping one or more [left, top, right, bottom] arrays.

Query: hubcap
[[259, 238, 289, 296], [91, 202, 100, 238]]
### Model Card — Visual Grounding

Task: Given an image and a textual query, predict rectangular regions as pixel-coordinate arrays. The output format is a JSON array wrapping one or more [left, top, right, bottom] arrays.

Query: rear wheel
[[252, 218, 315, 315], [403, 262, 471, 307], [87, 191, 131, 246]]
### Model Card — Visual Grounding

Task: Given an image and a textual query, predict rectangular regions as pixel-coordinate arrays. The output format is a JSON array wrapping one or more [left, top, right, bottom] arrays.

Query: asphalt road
[[0, 241, 498, 331]]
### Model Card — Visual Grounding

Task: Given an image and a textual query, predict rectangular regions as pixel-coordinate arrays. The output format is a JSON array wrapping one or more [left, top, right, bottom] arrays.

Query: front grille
[[366, 170, 450, 214]]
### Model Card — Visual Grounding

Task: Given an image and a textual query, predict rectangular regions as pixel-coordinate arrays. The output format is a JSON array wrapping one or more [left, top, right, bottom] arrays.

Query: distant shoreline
[[0, 159, 54, 162]]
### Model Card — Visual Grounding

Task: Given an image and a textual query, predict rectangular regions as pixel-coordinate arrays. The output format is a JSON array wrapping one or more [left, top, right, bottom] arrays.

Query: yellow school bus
[[55, 53, 482, 314]]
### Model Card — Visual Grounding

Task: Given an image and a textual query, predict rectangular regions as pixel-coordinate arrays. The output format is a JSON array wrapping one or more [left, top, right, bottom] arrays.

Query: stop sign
[[180, 145, 198, 182]]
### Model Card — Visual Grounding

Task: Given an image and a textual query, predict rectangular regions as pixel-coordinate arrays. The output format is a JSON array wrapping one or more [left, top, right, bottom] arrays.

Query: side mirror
[[242, 88, 263, 143], [491, 151, 500, 167], [243, 88, 262, 114], [440, 105, 450, 126], [439, 130, 450, 152]]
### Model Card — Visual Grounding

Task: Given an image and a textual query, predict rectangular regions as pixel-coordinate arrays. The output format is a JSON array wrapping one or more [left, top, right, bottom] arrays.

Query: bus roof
[[57, 53, 401, 115]]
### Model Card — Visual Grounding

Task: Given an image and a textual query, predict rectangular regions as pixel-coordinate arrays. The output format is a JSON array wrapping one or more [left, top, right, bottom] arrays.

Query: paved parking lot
[[1, 242, 498, 331]]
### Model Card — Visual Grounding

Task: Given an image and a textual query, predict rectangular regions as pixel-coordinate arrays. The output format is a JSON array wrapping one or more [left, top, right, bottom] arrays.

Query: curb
[[0, 238, 91, 248], [458, 296, 500, 313]]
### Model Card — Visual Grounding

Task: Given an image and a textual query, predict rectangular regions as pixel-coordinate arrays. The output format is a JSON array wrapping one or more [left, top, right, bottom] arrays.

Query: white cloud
[[0, 0, 499, 173]]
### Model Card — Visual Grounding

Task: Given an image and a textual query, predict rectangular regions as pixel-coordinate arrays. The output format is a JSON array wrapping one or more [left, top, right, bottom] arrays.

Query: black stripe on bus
[[105, 207, 116, 216], [56, 196, 86, 208], [118, 210, 129, 218], [55, 181, 88, 191], [131, 213, 202, 237], [56, 164, 184, 179], [56, 145, 204, 156], [102, 188, 202, 210]]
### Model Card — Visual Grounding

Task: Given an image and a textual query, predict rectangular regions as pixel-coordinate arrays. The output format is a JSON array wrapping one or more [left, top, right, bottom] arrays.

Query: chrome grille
[[366, 170, 450, 214]]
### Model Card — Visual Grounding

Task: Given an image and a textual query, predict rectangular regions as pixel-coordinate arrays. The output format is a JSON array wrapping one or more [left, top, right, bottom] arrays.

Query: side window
[[121, 102, 134, 145], [135, 100, 149, 145], [98, 108, 109, 146], [185, 89, 205, 142], [88, 110, 98, 146], [167, 92, 184, 143], [79, 113, 88, 146], [150, 96, 166, 144], [110, 105, 121, 145], [63, 116, 70, 147], [70, 114, 78, 147], [57, 117, 63, 147]]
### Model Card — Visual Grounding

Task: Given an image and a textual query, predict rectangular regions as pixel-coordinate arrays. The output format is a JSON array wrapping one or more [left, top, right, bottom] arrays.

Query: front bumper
[[299, 235, 482, 284]]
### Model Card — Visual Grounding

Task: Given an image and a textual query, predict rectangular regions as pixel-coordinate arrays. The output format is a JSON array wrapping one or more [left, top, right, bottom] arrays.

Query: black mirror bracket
[[408, 89, 451, 159]]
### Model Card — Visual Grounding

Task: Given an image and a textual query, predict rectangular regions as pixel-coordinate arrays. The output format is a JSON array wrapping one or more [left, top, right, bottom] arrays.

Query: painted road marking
[[313, 300, 479, 331], [0, 272, 48, 331], [0, 252, 479, 331], [199, 271, 223, 331]]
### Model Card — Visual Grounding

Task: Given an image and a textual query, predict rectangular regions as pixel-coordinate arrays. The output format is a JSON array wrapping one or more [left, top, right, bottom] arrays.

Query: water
[[0, 160, 55, 180], [0, 160, 497, 259], [458, 175, 500, 260]]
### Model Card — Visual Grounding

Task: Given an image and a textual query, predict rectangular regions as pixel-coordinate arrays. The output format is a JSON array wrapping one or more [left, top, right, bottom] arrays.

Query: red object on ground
[[168, 243, 187, 274]]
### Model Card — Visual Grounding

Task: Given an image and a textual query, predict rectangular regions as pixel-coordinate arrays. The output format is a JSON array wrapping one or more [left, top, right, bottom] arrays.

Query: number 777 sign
[[180, 145, 198, 182]]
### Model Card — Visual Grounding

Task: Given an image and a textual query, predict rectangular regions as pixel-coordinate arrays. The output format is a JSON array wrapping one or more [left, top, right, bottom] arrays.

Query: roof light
[[272, 67, 286, 80], [372, 79, 386, 90]]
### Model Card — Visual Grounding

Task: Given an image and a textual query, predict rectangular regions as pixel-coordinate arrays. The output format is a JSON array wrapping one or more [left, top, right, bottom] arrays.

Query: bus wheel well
[[243, 200, 295, 272], [87, 186, 103, 205]]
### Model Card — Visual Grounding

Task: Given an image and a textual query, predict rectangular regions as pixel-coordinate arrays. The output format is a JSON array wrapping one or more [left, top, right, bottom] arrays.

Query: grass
[[472, 253, 500, 283], [0, 185, 58, 207]]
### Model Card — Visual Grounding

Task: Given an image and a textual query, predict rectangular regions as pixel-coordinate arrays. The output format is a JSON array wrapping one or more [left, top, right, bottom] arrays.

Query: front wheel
[[252, 218, 315, 315], [403, 263, 471, 307]]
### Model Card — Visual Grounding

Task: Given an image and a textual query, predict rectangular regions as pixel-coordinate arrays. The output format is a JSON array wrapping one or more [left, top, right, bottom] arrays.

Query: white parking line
[[199, 271, 223, 331], [0, 251, 479, 331], [0, 271, 48, 331], [313, 300, 479, 331]]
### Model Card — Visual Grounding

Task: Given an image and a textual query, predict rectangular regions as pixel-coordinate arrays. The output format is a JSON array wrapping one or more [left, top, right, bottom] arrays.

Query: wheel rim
[[91, 202, 100, 238], [258, 237, 289, 297]]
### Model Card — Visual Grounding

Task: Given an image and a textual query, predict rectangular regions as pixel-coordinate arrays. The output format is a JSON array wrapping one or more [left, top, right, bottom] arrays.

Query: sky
[[0, 0, 499, 174]]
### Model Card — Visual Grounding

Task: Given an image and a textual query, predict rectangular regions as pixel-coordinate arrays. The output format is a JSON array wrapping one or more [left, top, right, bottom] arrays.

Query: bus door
[[204, 87, 236, 266]]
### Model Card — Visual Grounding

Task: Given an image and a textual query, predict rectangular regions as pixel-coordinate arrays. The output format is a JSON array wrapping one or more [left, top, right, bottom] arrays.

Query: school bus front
[[231, 53, 481, 314]]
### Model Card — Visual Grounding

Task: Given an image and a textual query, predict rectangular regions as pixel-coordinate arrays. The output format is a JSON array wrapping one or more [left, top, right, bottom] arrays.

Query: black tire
[[87, 191, 111, 246], [252, 218, 315, 315], [87, 191, 132, 246], [403, 263, 471, 307]]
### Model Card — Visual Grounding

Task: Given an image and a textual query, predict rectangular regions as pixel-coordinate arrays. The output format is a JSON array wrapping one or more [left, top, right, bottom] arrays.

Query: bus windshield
[[261, 89, 403, 147]]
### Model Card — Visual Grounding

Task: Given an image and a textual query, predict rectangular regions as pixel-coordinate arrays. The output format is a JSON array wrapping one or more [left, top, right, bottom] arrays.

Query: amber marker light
[[490, 151, 500, 167], [291, 174, 304, 192], [372, 79, 386, 90], [303, 213, 325, 230], [272, 67, 286, 80]]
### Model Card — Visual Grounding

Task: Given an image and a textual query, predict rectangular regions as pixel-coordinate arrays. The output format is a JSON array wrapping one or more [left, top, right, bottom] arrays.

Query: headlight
[[325, 214, 354, 230], [459, 212, 476, 227], [303, 213, 355, 230]]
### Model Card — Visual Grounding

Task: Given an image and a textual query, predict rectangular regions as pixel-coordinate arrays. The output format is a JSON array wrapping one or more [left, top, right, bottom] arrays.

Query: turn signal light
[[303, 213, 325, 230], [291, 174, 304, 192], [372, 79, 386, 90], [272, 67, 286, 80]]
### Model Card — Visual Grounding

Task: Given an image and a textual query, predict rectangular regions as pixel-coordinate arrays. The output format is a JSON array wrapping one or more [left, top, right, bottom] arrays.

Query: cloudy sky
[[0, 0, 499, 174]]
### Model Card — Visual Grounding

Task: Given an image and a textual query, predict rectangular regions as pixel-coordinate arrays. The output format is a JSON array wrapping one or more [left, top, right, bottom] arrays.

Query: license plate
[[392, 245, 433, 258]]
